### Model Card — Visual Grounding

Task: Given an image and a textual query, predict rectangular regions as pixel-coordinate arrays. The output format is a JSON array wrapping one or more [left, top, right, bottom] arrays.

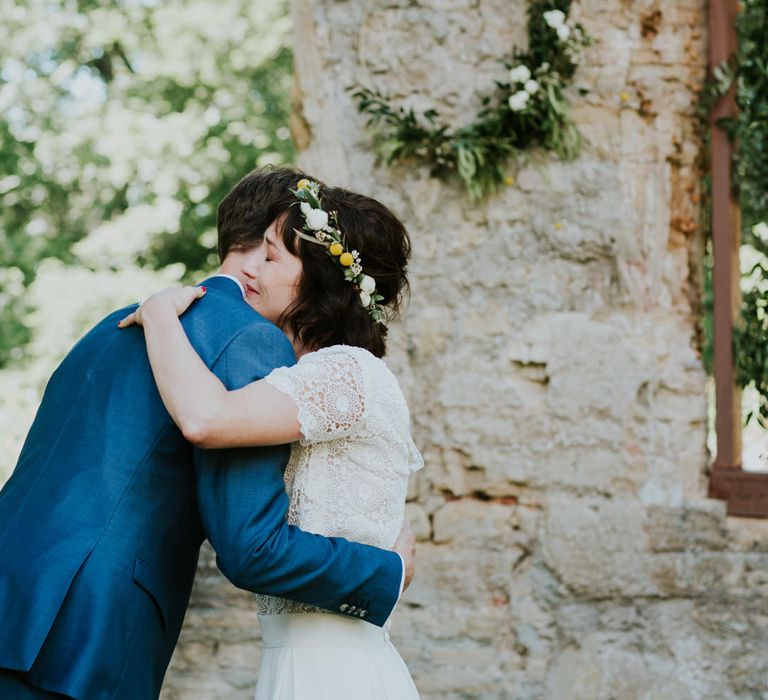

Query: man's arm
[[193, 321, 406, 627]]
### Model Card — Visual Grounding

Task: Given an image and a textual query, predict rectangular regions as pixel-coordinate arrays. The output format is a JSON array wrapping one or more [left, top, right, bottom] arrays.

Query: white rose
[[543, 9, 566, 28], [359, 275, 376, 294], [753, 222, 768, 241], [557, 23, 571, 41], [360, 291, 372, 307], [508, 90, 531, 111], [524, 79, 540, 94], [508, 65, 531, 84], [304, 208, 329, 230], [299, 202, 312, 216]]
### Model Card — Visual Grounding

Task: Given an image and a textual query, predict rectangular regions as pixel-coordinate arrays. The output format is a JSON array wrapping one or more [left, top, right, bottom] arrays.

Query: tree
[[0, 0, 295, 367], [0, 0, 295, 479]]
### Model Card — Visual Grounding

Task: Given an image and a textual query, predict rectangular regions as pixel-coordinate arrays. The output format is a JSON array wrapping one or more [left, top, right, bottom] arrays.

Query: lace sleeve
[[265, 348, 366, 445]]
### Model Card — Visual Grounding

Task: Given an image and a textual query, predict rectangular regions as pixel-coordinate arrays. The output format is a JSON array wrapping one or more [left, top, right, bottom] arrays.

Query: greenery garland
[[351, 1, 591, 200]]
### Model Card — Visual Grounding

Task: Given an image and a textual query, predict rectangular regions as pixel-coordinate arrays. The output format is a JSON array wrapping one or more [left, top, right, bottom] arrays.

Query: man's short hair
[[217, 165, 314, 261]]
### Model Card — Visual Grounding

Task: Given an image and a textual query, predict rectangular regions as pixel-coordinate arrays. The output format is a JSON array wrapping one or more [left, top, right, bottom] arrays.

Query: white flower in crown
[[509, 65, 531, 84], [304, 208, 329, 231], [292, 178, 387, 325], [753, 222, 768, 241], [524, 79, 540, 94], [557, 23, 571, 41], [359, 275, 376, 294], [508, 90, 530, 111], [543, 9, 566, 28]]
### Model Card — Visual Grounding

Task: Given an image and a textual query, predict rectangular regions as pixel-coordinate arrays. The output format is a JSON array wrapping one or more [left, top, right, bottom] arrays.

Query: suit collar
[[198, 275, 246, 299]]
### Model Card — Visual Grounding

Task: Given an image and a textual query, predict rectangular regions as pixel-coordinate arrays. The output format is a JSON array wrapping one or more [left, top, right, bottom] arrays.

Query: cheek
[[281, 281, 299, 307], [284, 264, 303, 302], [244, 295, 261, 312]]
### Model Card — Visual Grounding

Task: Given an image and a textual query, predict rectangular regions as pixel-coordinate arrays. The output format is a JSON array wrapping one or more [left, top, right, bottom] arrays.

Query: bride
[[119, 176, 422, 699]]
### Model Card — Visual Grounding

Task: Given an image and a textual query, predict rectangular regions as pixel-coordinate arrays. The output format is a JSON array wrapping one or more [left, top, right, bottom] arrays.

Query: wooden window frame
[[707, 0, 768, 517]]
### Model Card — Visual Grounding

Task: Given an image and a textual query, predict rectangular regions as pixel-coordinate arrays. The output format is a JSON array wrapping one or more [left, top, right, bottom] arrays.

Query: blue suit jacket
[[0, 275, 402, 699]]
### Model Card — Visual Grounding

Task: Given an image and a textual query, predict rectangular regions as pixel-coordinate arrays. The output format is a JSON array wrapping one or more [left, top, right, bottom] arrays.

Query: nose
[[240, 243, 264, 279]]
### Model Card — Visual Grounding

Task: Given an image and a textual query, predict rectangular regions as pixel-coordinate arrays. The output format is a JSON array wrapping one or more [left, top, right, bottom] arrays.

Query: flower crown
[[291, 179, 386, 324]]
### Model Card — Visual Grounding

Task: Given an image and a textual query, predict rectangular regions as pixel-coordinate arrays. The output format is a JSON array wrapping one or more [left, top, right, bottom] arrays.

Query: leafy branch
[[351, 1, 591, 200]]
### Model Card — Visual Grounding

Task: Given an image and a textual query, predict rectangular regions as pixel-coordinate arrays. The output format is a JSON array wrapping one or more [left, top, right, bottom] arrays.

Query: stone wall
[[162, 1, 768, 698]]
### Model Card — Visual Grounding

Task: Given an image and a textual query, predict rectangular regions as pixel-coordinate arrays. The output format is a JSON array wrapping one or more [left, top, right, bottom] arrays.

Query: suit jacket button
[[359, 610, 367, 618], [340, 603, 349, 612]]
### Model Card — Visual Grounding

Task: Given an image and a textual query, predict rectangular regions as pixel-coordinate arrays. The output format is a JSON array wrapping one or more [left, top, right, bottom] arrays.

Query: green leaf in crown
[[291, 179, 389, 325]]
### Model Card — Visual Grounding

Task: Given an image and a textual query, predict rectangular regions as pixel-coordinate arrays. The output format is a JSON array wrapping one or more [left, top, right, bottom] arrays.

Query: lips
[[245, 283, 259, 296]]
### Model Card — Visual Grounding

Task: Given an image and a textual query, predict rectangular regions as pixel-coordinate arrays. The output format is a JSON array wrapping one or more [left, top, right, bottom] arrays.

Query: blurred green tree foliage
[[0, 0, 295, 368]]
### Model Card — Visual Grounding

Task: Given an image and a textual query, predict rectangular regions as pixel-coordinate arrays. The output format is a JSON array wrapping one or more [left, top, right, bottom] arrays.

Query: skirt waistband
[[259, 613, 388, 649]]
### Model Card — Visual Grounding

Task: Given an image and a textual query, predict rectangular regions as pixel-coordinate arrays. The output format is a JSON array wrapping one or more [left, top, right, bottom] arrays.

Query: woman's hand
[[118, 286, 206, 328]]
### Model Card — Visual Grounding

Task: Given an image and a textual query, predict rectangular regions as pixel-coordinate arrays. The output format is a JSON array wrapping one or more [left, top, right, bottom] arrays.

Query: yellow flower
[[620, 92, 630, 102], [504, 176, 515, 186], [339, 252, 354, 267], [329, 242, 344, 256], [296, 179, 311, 190], [554, 222, 564, 230]]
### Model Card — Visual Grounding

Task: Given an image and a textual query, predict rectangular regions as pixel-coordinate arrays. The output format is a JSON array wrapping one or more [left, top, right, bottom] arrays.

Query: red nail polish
[[201, 286, 206, 293], [117, 322, 122, 328]]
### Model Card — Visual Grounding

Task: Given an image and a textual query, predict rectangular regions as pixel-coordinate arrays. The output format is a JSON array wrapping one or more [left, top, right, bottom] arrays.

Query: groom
[[0, 167, 414, 699]]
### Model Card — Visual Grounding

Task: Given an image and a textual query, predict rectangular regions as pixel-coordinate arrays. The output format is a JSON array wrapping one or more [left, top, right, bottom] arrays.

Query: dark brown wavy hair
[[217, 166, 412, 358]]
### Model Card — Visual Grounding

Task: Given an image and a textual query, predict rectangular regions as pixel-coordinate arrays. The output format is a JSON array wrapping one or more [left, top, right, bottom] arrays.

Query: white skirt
[[254, 614, 420, 700]]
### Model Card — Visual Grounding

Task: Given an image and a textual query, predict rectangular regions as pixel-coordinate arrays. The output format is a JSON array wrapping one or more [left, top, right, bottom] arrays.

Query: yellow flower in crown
[[291, 178, 387, 325]]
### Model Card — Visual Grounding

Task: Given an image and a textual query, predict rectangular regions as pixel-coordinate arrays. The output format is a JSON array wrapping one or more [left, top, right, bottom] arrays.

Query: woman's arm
[[118, 287, 301, 449]]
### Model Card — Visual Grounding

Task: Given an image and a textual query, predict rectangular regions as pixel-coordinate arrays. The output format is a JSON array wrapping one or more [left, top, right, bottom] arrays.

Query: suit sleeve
[[193, 322, 403, 627]]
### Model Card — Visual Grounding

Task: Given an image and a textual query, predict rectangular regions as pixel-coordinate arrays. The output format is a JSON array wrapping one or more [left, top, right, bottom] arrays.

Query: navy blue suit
[[0, 275, 401, 699]]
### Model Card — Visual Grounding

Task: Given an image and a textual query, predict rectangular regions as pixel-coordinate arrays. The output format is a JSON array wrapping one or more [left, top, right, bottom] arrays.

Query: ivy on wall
[[732, 0, 768, 425], [351, 1, 591, 200], [703, 0, 768, 425]]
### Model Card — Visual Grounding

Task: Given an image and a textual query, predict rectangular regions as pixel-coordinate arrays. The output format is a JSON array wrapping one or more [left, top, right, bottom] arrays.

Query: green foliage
[[701, 0, 768, 425], [351, 0, 591, 201], [732, 0, 768, 425], [0, 0, 295, 368]]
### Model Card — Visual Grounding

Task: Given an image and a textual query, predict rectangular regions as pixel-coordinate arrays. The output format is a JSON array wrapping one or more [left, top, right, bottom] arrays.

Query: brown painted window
[[707, 0, 768, 517]]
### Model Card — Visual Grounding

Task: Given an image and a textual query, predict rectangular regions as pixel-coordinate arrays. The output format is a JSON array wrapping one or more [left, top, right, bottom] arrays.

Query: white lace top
[[256, 344, 423, 618]]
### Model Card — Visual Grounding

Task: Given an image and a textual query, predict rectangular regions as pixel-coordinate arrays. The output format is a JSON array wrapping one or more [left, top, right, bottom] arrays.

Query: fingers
[[117, 312, 137, 328], [176, 286, 206, 315], [393, 518, 416, 591], [118, 286, 206, 329]]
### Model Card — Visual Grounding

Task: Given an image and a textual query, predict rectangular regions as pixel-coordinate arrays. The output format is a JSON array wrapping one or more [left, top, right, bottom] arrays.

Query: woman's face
[[221, 220, 303, 325]]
